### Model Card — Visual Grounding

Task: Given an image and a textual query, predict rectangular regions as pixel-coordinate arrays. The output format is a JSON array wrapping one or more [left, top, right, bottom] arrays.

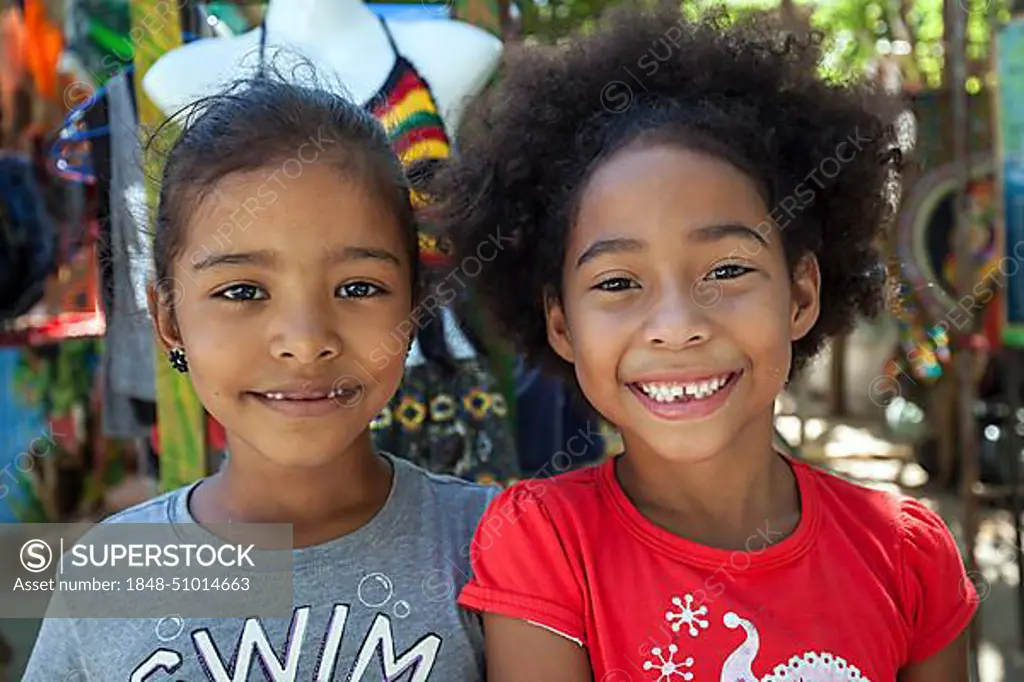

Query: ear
[[148, 279, 183, 352], [790, 254, 821, 342], [544, 290, 575, 364]]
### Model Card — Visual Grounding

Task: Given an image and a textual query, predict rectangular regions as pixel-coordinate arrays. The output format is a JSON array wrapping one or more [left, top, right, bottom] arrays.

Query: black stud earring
[[168, 347, 189, 373]]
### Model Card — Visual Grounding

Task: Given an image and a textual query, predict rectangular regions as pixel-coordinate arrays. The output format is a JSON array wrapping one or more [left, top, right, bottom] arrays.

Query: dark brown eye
[[594, 277, 638, 292], [338, 282, 385, 298], [218, 284, 267, 301], [707, 265, 752, 280]]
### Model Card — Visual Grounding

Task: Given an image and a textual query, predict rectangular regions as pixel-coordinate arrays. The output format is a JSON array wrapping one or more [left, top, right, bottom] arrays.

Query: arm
[[898, 630, 970, 682], [483, 614, 592, 682], [458, 483, 591, 680], [897, 498, 977, 680]]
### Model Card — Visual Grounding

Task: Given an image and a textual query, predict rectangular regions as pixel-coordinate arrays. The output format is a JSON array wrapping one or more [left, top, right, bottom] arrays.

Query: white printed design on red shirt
[[665, 593, 709, 637], [643, 644, 694, 681], [720, 611, 872, 682], [643, 595, 873, 682]]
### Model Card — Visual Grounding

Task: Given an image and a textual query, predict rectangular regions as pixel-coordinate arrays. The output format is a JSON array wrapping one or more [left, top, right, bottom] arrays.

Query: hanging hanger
[[51, 0, 206, 184], [49, 65, 134, 184]]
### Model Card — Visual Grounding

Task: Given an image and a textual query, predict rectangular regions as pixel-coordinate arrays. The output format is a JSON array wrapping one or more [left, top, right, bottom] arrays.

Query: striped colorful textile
[[367, 56, 453, 267]]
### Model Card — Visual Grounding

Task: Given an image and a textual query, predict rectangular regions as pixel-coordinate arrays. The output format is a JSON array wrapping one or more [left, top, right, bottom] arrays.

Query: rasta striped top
[[366, 16, 453, 267], [258, 16, 454, 266]]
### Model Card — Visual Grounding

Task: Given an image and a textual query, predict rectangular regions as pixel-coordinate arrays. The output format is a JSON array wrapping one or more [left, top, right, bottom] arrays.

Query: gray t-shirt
[[23, 454, 497, 681]]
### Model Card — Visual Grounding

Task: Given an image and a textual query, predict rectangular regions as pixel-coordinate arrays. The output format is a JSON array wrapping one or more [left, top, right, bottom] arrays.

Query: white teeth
[[637, 374, 732, 402], [262, 388, 350, 401]]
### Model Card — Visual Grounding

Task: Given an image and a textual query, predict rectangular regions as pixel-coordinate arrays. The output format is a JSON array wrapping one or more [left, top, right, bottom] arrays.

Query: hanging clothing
[[513, 359, 605, 477], [0, 152, 55, 323], [0, 1, 64, 113], [255, 19, 520, 484], [99, 72, 156, 438], [20, 0, 64, 102]]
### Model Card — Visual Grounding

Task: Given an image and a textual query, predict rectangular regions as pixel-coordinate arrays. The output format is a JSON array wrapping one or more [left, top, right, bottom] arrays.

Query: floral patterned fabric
[[371, 356, 518, 485]]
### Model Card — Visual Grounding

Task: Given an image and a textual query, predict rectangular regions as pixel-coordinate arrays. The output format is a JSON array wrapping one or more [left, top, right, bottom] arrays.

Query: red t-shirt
[[458, 457, 978, 681]]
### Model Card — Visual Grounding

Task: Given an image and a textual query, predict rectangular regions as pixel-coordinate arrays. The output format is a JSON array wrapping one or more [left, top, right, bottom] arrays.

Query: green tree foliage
[[515, 0, 1013, 88], [812, 0, 1010, 88]]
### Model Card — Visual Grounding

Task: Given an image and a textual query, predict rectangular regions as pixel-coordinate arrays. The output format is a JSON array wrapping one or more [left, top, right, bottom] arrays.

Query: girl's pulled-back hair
[[151, 69, 418, 303], [430, 2, 903, 384]]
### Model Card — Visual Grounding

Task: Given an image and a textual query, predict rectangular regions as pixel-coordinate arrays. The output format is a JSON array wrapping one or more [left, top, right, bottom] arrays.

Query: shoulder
[[393, 19, 503, 108], [800, 460, 952, 544], [389, 456, 502, 543], [100, 483, 192, 524], [142, 33, 262, 115], [799, 459, 954, 536], [505, 461, 604, 503], [797, 461, 975, 631], [473, 463, 607, 547], [394, 19, 503, 56], [801, 470, 978, 664], [797, 459, 906, 528], [405, 458, 502, 515], [399, 20, 502, 78], [457, 466, 603, 645]]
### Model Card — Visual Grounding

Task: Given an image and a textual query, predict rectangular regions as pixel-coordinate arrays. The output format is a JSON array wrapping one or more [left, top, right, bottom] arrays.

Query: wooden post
[[949, 0, 981, 653], [829, 332, 848, 417], [1008, 348, 1024, 651]]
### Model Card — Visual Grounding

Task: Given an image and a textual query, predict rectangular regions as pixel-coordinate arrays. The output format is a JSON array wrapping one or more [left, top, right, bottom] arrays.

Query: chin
[[241, 425, 369, 466], [642, 430, 737, 464]]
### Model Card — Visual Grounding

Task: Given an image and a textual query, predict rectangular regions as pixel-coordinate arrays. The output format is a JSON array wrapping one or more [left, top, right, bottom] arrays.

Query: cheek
[[566, 305, 630, 389], [721, 294, 793, 378], [346, 301, 415, 382], [176, 303, 254, 362], [175, 310, 261, 403]]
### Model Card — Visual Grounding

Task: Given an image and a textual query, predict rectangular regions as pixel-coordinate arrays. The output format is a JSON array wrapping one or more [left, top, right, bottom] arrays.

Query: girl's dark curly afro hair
[[429, 2, 902, 383]]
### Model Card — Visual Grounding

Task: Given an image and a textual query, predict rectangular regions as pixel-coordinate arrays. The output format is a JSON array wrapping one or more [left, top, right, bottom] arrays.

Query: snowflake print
[[665, 594, 710, 637], [643, 644, 694, 681]]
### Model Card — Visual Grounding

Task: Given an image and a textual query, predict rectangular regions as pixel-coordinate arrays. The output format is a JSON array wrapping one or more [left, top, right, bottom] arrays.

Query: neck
[[263, 0, 377, 44], [201, 430, 391, 532], [617, 410, 799, 549]]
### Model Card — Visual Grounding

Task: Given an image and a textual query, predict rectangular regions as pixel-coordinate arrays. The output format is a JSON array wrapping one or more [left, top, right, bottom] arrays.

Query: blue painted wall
[[0, 348, 46, 522]]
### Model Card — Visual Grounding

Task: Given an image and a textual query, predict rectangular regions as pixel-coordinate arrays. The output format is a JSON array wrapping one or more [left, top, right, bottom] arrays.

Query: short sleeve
[[457, 482, 587, 646], [899, 497, 978, 663]]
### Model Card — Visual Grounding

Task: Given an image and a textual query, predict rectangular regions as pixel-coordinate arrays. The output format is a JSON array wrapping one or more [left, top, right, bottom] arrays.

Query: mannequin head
[[147, 74, 419, 470], [142, 2, 503, 136]]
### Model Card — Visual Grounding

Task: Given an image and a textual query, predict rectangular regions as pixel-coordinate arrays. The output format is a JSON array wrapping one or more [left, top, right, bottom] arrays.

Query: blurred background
[[0, 0, 1021, 678]]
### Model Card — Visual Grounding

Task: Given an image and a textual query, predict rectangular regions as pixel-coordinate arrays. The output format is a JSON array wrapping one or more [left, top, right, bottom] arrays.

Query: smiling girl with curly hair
[[432, 3, 976, 681]]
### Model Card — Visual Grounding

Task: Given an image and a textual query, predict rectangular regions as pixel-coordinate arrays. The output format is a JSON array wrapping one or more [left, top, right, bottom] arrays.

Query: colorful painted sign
[[997, 18, 1024, 346]]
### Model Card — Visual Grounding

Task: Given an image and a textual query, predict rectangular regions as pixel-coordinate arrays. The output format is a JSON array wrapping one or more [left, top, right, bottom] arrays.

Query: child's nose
[[269, 308, 341, 364], [643, 285, 714, 350]]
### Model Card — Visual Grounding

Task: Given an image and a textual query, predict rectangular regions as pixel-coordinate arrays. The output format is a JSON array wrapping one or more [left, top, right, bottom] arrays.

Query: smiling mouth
[[245, 383, 365, 419], [254, 387, 355, 402], [629, 371, 741, 403]]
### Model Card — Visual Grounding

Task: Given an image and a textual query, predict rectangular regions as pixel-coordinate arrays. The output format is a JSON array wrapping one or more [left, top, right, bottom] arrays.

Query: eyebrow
[[690, 222, 769, 247], [325, 246, 403, 268], [575, 237, 645, 270], [573, 222, 769, 271], [191, 246, 403, 272], [191, 250, 274, 271]]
